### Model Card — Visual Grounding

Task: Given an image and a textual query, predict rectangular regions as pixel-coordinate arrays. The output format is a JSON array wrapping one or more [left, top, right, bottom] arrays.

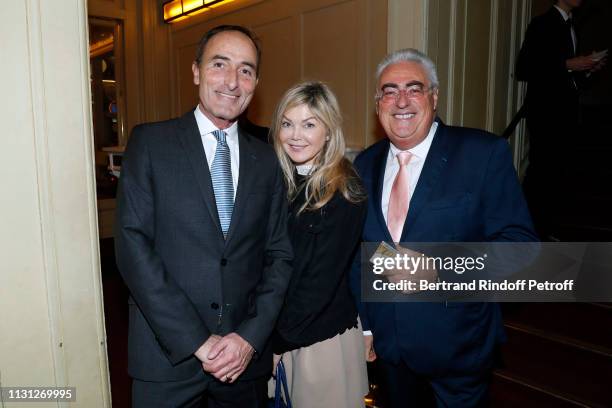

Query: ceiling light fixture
[[162, 0, 236, 23]]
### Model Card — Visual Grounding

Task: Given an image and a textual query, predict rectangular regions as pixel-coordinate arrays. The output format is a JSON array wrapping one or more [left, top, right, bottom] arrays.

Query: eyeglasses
[[378, 84, 432, 102]]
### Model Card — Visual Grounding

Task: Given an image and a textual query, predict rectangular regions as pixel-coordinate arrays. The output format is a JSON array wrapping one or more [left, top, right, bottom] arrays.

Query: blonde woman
[[269, 81, 369, 407]]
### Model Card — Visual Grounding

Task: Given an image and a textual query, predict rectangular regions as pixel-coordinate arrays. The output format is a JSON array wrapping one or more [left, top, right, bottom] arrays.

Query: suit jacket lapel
[[225, 128, 257, 246], [176, 111, 223, 237], [373, 140, 394, 243], [401, 121, 451, 240]]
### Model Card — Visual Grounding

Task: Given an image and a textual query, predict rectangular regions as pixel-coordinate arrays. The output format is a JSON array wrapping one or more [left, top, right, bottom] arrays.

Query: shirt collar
[[296, 164, 313, 176], [389, 121, 438, 161], [554, 5, 572, 21], [193, 106, 239, 139]]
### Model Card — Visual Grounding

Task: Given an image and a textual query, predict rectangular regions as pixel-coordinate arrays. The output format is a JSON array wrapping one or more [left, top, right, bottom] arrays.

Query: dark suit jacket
[[350, 121, 537, 377], [516, 7, 581, 123], [115, 111, 293, 382]]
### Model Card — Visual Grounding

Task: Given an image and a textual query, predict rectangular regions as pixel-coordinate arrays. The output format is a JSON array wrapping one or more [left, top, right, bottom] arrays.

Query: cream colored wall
[[141, 0, 387, 149], [98, 0, 535, 155], [426, 0, 491, 128], [387, 0, 428, 52], [486, 0, 532, 176], [0, 0, 110, 406], [425, 0, 532, 175]]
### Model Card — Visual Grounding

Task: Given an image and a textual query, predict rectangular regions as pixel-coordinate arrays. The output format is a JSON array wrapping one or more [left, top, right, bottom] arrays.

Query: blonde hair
[[270, 81, 365, 213]]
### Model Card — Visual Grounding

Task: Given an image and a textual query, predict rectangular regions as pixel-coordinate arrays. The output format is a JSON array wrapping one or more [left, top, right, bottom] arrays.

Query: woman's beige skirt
[[269, 323, 369, 408]]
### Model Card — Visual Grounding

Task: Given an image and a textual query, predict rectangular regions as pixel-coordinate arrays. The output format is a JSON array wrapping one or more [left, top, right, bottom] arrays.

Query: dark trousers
[[132, 370, 268, 408], [377, 359, 490, 408], [523, 117, 576, 239]]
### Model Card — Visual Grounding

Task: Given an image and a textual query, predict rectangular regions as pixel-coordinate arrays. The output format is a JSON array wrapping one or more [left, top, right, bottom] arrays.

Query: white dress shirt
[[381, 121, 438, 223], [363, 121, 438, 337], [194, 106, 240, 199]]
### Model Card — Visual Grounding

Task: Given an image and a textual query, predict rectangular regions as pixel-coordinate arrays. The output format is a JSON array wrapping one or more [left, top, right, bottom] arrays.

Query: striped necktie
[[211, 129, 234, 238]]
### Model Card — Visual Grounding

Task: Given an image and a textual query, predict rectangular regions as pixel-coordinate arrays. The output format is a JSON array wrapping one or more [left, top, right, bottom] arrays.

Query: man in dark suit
[[350, 49, 537, 407], [115, 25, 293, 407], [516, 0, 602, 238]]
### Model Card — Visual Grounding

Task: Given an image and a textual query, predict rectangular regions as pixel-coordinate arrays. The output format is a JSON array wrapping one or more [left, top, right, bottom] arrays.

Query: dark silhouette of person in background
[[238, 112, 269, 143], [517, 0, 606, 239]]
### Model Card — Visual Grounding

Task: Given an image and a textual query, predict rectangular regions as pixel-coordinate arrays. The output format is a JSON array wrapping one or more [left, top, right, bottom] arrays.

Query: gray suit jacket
[[115, 110, 293, 381]]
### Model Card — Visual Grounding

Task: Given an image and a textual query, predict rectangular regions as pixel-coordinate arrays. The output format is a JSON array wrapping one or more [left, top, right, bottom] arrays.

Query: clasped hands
[[194, 332, 255, 384]]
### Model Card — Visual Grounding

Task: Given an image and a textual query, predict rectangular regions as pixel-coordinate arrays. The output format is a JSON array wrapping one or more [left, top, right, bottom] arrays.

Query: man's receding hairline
[[201, 30, 258, 62]]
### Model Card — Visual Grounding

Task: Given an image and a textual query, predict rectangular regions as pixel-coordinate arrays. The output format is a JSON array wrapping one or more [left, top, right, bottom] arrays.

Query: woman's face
[[278, 104, 327, 167]]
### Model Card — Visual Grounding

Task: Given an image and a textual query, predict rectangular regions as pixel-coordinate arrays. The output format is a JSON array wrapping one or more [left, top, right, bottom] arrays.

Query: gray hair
[[375, 48, 439, 89]]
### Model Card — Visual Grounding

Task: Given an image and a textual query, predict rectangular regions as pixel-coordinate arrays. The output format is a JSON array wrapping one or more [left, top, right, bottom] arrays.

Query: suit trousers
[[132, 369, 268, 408], [523, 116, 577, 238], [377, 358, 490, 408]]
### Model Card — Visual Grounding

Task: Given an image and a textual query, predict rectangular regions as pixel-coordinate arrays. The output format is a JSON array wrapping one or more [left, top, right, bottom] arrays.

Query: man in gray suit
[[115, 25, 293, 407]]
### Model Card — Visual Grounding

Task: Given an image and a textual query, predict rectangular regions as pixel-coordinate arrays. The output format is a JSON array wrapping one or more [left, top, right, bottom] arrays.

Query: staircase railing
[[502, 103, 527, 139]]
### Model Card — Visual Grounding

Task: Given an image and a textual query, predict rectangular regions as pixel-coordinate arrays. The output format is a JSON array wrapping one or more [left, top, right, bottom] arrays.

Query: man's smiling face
[[376, 61, 438, 150], [192, 30, 258, 129]]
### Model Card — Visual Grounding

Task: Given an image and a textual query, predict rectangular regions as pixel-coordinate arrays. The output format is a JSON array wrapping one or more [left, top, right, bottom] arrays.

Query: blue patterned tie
[[210, 130, 234, 238]]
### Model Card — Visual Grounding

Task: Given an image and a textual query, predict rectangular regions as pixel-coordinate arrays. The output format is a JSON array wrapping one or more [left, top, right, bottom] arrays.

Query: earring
[[325, 136, 330, 141]]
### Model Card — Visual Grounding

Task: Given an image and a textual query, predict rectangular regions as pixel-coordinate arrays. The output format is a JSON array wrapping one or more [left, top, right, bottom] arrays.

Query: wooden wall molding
[[424, 0, 532, 175], [387, 0, 427, 52], [445, 0, 457, 123], [155, 0, 386, 148]]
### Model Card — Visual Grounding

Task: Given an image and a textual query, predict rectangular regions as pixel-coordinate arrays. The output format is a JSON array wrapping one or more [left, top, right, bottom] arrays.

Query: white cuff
[[363, 330, 373, 336]]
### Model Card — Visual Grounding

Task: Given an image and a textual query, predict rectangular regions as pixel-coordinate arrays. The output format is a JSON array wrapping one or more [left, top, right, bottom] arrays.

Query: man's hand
[[203, 332, 255, 383], [591, 57, 607, 73], [383, 245, 438, 293], [195, 335, 222, 366], [364, 335, 376, 362], [566, 55, 597, 72]]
